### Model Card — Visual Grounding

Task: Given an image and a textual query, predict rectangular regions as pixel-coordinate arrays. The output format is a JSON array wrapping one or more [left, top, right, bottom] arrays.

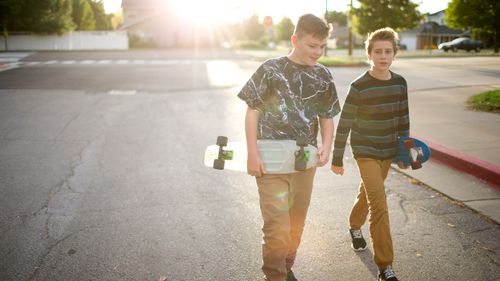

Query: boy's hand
[[316, 146, 330, 167], [247, 154, 265, 177], [397, 161, 409, 169], [331, 165, 344, 175]]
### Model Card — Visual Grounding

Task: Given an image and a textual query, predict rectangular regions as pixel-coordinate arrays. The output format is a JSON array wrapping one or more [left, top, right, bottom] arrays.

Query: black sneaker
[[379, 266, 399, 281], [286, 270, 298, 281], [349, 229, 367, 251]]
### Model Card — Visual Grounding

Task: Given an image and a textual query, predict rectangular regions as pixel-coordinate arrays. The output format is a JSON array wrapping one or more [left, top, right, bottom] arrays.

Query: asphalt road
[[0, 51, 499, 281]]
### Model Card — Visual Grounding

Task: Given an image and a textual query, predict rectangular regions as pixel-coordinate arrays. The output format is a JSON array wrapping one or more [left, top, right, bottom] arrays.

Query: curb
[[417, 136, 500, 190]]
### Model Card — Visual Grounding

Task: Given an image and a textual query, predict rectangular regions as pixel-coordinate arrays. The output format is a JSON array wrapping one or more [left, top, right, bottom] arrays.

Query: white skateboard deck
[[204, 138, 317, 174]]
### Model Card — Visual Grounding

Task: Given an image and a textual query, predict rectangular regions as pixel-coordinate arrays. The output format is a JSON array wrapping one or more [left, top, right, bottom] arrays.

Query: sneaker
[[349, 229, 367, 251], [286, 270, 298, 281], [378, 266, 399, 281]]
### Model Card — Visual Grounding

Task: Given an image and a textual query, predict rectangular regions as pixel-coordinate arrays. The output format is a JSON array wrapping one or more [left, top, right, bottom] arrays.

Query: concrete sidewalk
[[395, 85, 500, 223]]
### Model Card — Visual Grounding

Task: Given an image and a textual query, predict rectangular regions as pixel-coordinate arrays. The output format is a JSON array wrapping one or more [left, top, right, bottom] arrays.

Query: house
[[329, 24, 363, 49], [399, 10, 468, 51], [120, 0, 226, 47]]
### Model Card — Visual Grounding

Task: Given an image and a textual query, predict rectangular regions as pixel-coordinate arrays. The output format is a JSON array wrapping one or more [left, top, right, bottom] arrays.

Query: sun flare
[[171, 0, 245, 24]]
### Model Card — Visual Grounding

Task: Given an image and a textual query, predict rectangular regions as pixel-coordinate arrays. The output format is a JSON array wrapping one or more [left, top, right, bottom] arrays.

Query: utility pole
[[348, 0, 353, 56], [324, 0, 328, 57]]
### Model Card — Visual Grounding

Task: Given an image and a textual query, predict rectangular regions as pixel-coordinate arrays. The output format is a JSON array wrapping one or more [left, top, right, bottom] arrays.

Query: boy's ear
[[290, 34, 298, 47]]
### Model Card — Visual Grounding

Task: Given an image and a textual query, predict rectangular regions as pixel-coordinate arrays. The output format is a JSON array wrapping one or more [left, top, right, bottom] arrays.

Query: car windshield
[[452, 38, 467, 43]]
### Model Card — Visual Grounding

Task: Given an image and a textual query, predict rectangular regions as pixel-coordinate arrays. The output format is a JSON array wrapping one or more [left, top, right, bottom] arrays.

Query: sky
[[103, 0, 451, 23]]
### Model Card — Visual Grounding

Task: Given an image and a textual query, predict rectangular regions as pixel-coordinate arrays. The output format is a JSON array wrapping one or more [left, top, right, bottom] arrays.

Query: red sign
[[263, 16, 273, 27]]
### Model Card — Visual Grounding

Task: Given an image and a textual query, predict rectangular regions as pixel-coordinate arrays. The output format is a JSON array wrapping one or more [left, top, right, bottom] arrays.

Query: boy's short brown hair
[[365, 27, 399, 55], [294, 14, 331, 39]]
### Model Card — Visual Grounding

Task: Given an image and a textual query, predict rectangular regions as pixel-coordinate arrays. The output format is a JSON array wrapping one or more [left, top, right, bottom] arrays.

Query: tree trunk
[[2, 26, 8, 51], [495, 27, 499, 53]]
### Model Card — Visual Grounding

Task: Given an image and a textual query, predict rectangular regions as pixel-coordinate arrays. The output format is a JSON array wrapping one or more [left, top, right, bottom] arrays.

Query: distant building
[[329, 24, 363, 49], [399, 10, 468, 51], [120, 0, 225, 47]]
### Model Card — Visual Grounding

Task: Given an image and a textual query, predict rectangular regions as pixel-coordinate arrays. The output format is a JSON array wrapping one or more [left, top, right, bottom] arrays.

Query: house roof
[[400, 22, 467, 36], [122, 0, 163, 9], [429, 10, 445, 16], [120, 10, 169, 30]]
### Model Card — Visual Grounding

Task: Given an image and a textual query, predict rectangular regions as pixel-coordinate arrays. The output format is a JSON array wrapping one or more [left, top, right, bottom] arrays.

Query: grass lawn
[[318, 56, 368, 67], [467, 89, 500, 114]]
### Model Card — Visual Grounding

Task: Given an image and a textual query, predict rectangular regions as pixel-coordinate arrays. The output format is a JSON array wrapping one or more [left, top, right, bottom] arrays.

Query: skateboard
[[204, 136, 317, 174], [393, 136, 431, 169]]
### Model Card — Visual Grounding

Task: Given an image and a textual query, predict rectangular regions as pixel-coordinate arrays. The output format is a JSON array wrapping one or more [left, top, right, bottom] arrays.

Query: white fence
[[0, 31, 129, 51]]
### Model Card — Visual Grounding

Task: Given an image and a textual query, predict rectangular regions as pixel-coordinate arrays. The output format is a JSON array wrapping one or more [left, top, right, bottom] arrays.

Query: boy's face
[[368, 40, 395, 71], [291, 34, 327, 66]]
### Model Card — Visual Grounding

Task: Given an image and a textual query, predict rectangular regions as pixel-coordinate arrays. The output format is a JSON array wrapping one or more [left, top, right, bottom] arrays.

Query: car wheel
[[444, 48, 449, 52]]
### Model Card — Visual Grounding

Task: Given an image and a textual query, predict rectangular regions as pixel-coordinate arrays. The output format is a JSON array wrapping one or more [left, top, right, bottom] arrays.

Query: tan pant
[[256, 167, 316, 281], [349, 158, 393, 269]]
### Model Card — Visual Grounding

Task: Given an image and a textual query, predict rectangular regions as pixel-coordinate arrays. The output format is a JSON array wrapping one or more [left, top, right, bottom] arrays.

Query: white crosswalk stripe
[[11, 59, 212, 67]]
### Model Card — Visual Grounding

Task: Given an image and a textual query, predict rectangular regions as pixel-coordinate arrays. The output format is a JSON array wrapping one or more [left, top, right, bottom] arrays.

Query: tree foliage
[[352, 0, 422, 36], [244, 15, 265, 41], [88, 0, 112, 30], [72, 0, 95, 30], [445, 0, 500, 52], [1, 0, 113, 35], [274, 17, 294, 42], [326, 11, 347, 26]]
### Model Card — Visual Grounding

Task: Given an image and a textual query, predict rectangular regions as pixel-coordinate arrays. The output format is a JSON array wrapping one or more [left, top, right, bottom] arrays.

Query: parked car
[[438, 37, 484, 52]]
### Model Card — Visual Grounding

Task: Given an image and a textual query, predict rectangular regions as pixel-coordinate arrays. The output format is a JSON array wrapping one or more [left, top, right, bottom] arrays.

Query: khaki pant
[[349, 158, 393, 269], [256, 167, 316, 281]]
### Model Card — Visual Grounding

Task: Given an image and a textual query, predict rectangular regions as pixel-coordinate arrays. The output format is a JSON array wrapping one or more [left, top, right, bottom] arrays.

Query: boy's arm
[[317, 117, 334, 167], [331, 86, 359, 174], [398, 80, 410, 137], [245, 107, 265, 177]]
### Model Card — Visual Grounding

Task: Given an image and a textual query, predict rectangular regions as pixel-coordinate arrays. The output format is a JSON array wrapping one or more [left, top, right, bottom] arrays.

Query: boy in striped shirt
[[331, 27, 409, 281]]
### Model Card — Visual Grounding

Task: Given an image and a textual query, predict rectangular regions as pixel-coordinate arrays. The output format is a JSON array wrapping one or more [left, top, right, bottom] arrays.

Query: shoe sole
[[351, 244, 368, 252], [349, 230, 368, 252]]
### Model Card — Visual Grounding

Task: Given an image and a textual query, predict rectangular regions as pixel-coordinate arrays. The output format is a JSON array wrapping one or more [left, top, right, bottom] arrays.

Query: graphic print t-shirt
[[238, 56, 340, 146]]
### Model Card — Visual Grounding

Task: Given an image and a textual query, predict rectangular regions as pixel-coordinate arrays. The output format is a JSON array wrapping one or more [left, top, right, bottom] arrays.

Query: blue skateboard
[[393, 136, 431, 169]]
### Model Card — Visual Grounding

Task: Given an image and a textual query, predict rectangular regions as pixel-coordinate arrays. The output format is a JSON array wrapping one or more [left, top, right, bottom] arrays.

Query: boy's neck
[[287, 50, 307, 66], [369, 67, 391, 80]]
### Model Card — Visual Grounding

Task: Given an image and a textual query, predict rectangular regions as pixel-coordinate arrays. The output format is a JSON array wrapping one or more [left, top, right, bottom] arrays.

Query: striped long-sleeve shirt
[[332, 71, 410, 167]]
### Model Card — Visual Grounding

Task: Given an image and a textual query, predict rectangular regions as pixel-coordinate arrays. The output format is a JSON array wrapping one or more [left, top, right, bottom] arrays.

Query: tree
[[0, 0, 22, 50], [326, 11, 347, 26], [274, 17, 294, 42], [110, 10, 123, 30], [445, 0, 500, 53], [88, 0, 112, 30], [3, 0, 74, 35], [243, 14, 265, 41], [353, 0, 421, 36], [72, 0, 95, 30]]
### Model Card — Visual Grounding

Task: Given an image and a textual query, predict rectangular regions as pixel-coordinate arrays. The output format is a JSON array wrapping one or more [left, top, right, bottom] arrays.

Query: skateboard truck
[[213, 136, 233, 170], [294, 136, 308, 171], [404, 139, 423, 169]]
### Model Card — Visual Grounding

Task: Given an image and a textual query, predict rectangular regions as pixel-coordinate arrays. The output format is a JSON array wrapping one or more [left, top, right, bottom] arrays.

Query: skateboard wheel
[[404, 139, 415, 149], [216, 136, 228, 147], [213, 159, 225, 170], [411, 161, 422, 170]]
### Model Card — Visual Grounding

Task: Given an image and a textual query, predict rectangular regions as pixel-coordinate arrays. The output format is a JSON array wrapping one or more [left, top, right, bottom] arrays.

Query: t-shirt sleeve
[[237, 64, 270, 110], [318, 70, 341, 118]]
